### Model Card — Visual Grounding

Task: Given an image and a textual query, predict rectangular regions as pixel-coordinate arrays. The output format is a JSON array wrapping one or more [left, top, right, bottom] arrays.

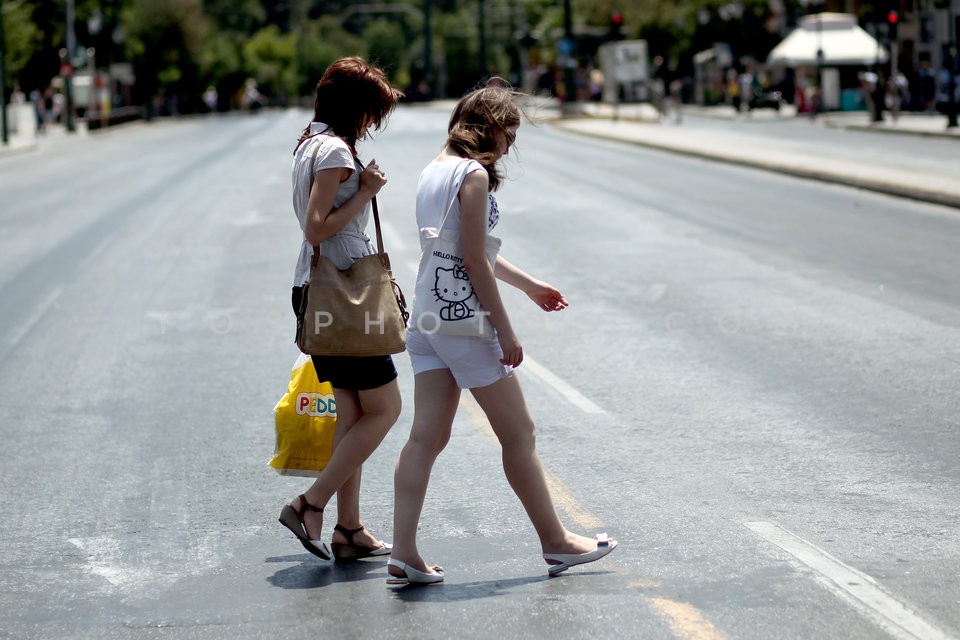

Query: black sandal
[[331, 523, 392, 561], [278, 494, 332, 560]]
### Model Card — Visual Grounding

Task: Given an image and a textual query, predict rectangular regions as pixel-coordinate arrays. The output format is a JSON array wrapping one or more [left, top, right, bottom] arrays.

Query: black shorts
[[292, 286, 398, 391]]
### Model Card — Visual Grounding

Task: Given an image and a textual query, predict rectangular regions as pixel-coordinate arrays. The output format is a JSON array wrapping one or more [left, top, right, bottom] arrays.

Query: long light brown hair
[[447, 80, 523, 191], [297, 57, 403, 155]]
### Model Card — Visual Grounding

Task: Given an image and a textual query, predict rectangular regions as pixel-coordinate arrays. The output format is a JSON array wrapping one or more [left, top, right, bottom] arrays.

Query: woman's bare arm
[[304, 161, 386, 246], [459, 170, 523, 366], [494, 256, 569, 312]]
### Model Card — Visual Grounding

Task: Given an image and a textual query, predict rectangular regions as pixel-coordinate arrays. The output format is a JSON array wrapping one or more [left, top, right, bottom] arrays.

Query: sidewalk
[[551, 102, 960, 209], [571, 100, 960, 138], [0, 120, 89, 158]]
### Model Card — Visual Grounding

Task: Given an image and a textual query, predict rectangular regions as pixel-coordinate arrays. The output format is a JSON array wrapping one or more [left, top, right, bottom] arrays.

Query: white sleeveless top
[[415, 157, 500, 246]]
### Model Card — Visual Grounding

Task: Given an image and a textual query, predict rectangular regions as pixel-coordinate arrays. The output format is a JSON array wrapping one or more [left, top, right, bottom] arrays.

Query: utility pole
[[561, 0, 577, 112], [64, 0, 76, 132], [478, 0, 487, 78], [1, 0, 9, 145], [423, 0, 433, 97], [948, 10, 958, 128]]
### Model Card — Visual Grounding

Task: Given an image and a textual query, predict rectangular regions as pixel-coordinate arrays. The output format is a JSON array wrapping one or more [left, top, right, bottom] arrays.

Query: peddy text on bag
[[297, 392, 336, 417]]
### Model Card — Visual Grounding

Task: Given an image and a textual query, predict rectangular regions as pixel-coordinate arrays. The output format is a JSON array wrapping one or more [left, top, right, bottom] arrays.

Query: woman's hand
[[526, 281, 569, 312], [359, 159, 387, 196], [498, 330, 524, 367]]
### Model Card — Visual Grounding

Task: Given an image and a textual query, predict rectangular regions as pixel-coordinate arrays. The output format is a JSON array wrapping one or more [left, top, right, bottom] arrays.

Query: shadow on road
[[265, 554, 386, 589], [265, 553, 617, 599], [386, 571, 616, 602]]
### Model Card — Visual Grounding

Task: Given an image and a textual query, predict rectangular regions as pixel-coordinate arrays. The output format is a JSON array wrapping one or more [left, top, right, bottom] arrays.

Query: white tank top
[[414, 157, 500, 248]]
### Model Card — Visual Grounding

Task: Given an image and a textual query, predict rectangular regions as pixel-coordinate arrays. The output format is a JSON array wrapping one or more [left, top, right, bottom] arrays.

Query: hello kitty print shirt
[[486, 193, 500, 230]]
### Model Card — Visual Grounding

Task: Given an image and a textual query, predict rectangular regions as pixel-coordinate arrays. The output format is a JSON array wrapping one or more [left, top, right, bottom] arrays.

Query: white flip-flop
[[543, 533, 618, 576]]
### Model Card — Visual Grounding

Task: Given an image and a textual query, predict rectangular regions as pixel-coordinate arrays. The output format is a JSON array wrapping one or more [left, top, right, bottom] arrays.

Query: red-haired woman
[[279, 57, 404, 562]]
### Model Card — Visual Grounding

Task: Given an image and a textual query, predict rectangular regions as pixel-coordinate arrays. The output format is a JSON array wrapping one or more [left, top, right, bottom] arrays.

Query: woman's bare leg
[[388, 369, 460, 576], [330, 393, 381, 548], [470, 374, 600, 556], [292, 380, 401, 542]]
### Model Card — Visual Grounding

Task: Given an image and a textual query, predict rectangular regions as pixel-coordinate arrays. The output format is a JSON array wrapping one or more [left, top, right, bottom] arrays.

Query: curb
[[824, 120, 960, 139], [552, 120, 960, 210], [0, 140, 39, 158]]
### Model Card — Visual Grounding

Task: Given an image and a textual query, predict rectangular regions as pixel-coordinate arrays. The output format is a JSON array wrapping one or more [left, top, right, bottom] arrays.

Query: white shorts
[[406, 329, 512, 389]]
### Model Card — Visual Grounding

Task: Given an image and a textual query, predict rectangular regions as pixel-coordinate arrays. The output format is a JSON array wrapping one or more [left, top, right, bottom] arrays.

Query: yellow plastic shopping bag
[[269, 353, 336, 477]]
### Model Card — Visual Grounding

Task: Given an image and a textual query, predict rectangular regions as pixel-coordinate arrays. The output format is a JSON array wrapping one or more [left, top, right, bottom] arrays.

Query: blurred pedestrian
[[11, 82, 26, 104], [278, 57, 405, 562], [859, 71, 878, 121], [738, 70, 754, 114], [886, 70, 909, 122], [387, 81, 618, 586], [669, 78, 684, 123], [202, 86, 218, 113], [241, 79, 262, 112], [917, 58, 936, 111], [29, 88, 46, 133], [872, 71, 886, 123]]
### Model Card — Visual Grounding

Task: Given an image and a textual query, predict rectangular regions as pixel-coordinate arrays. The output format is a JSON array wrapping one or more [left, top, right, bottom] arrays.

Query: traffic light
[[887, 10, 899, 42], [609, 11, 623, 39]]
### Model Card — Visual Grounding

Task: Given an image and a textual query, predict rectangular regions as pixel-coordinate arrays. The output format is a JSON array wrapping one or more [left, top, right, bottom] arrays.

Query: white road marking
[[746, 521, 955, 640], [521, 356, 606, 414], [68, 536, 148, 588], [6, 286, 63, 348]]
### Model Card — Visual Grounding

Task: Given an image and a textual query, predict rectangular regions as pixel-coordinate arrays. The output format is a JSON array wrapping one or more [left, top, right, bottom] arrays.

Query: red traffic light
[[610, 12, 623, 25], [887, 10, 898, 24]]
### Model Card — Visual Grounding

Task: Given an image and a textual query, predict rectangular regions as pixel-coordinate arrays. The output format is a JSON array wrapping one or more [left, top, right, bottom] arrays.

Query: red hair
[[297, 57, 403, 154]]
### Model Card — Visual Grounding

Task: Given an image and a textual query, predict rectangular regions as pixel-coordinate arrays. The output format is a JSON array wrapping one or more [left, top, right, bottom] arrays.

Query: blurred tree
[[198, 31, 244, 98], [365, 20, 409, 85], [244, 25, 297, 102], [437, 9, 478, 96], [2, 0, 41, 80], [294, 16, 366, 96], [123, 0, 209, 113], [202, 0, 266, 34]]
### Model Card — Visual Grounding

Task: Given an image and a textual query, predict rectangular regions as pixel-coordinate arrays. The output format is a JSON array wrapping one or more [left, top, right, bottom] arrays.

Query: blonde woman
[[387, 82, 618, 586]]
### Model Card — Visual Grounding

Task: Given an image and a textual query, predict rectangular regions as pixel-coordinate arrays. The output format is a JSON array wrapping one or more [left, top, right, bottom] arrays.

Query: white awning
[[767, 13, 888, 67]]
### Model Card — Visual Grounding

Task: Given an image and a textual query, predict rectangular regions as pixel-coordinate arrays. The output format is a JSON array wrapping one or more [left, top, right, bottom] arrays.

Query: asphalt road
[[0, 106, 958, 640]]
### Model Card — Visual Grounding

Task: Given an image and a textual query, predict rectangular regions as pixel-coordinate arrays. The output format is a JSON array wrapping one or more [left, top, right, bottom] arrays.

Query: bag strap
[[351, 157, 387, 257], [307, 143, 387, 268], [436, 158, 474, 235]]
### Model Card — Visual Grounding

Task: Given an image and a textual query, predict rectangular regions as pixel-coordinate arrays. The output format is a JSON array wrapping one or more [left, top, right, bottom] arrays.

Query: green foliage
[[243, 25, 297, 97], [122, 0, 209, 98], [199, 32, 243, 82], [295, 16, 366, 96], [3, 0, 812, 109], [203, 0, 266, 34], [365, 20, 407, 82], [3, 0, 42, 78]]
